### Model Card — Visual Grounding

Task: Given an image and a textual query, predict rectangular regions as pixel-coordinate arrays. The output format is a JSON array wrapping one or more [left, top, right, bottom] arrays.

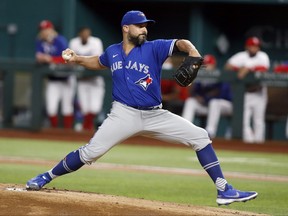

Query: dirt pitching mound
[[0, 184, 267, 216]]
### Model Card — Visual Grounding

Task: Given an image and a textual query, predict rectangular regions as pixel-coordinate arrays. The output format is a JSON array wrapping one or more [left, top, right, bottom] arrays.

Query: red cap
[[245, 37, 261, 47], [203, 54, 216, 65], [39, 20, 54, 30]]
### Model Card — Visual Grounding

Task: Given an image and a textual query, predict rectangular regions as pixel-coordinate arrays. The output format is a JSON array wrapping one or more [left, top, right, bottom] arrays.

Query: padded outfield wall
[[0, 0, 287, 139], [1, 0, 288, 67]]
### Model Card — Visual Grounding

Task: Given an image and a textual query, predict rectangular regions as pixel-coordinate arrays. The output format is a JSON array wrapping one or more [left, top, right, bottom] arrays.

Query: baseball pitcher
[[27, 10, 257, 206]]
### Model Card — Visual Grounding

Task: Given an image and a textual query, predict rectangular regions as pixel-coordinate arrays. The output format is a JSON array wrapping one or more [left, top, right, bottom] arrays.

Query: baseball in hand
[[62, 53, 72, 61]]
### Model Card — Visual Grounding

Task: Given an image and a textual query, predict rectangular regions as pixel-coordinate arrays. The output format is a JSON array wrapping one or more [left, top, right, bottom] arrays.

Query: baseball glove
[[173, 56, 204, 87]]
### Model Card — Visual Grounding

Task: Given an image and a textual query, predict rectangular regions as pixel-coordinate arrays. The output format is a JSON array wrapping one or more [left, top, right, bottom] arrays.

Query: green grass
[[1, 137, 288, 215]]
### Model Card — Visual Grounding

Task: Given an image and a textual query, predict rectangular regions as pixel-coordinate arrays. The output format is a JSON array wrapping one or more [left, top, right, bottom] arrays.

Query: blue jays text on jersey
[[111, 60, 150, 74], [99, 39, 177, 108]]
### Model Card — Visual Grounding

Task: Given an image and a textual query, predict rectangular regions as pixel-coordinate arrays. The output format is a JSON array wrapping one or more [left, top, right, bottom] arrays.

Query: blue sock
[[196, 144, 227, 190], [50, 150, 84, 177]]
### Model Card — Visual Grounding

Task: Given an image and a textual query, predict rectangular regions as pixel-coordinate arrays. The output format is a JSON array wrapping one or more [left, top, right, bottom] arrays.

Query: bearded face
[[128, 32, 147, 46]]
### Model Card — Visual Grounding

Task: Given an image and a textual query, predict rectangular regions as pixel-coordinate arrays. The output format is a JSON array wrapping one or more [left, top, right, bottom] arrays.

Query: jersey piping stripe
[[168, 39, 177, 56], [98, 58, 105, 67]]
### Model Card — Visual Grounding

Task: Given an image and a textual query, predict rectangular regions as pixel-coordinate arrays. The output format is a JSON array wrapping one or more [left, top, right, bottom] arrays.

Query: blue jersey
[[99, 39, 176, 108], [36, 35, 69, 80], [193, 82, 233, 105], [36, 35, 68, 58]]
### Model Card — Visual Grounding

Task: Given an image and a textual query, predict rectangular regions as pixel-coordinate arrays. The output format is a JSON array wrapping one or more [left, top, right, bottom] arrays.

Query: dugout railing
[[0, 59, 287, 140]]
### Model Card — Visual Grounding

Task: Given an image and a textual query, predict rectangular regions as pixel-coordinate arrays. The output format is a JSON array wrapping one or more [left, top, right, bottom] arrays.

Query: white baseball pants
[[45, 77, 76, 116], [77, 76, 105, 115], [243, 87, 267, 143], [79, 101, 211, 164], [182, 98, 232, 138]]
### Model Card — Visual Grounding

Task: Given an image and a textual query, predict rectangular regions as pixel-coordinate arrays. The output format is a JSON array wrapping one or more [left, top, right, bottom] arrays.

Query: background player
[[36, 20, 75, 128], [27, 10, 257, 206], [225, 37, 270, 143], [69, 27, 105, 131], [182, 54, 233, 139]]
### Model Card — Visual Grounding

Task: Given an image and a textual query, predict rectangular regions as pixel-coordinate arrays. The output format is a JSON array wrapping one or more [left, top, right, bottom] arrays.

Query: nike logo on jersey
[[113, 54, 118, 58], [135, 74, 153, 90]]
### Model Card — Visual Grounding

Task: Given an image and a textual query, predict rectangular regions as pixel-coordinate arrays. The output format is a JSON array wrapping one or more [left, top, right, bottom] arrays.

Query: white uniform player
[[182, 54, 233, 139], [69, 27, 105, 130], [225, 37, 270, 143], [36, 20, 75, 129]]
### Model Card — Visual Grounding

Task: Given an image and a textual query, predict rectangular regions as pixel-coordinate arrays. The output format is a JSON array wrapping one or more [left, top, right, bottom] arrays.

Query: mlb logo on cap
[[121, 10, 155, 26]]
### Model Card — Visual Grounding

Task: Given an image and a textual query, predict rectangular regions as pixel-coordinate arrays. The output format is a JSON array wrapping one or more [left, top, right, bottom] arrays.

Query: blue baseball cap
[[121, 10, 155, 27]]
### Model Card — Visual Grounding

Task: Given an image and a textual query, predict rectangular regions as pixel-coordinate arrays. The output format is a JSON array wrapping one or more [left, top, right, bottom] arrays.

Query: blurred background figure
[[161, 57, 189, 115], [286, 116, 288, 139], [69, 27, 105, 131], [224, 37, 270, 143], [36, 20, 75, 129], [273, 60, 288, 73], [161, 79, 189, 115], [182, 54, 233, 139], [273, 58, 288, 140], [162, 57, 173, 70]]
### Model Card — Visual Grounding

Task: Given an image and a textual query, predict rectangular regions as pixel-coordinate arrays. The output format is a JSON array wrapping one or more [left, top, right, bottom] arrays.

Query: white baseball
[[62, 53, 72, 61]]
